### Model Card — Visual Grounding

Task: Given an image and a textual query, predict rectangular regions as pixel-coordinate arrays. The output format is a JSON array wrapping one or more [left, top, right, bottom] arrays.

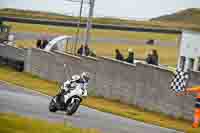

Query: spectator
[[146, 49, 159, 65], [115, 49, 124, 61], [152, 49, 159, 65], [85, 44, 90, 56], [146, 53, 153, 65], [40, 40, 48, 49], [77, 45, 84, 55], [125, 48, 134, 64], [77, 44, 90, 56], [36, 40, 42, 48]]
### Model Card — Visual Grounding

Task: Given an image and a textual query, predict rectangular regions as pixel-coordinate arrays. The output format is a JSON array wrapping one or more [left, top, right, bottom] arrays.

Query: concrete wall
[[135, 63, 194, 119], [0, 44, 26, 61], [25, 49, 97, 88], [22, 48, 200, 120], [79, 56, 98, 93], [53, 50, 82, 82], [25, 48, 82, 83], [24, 48, 56, 81], [95, 57, 136, 104]]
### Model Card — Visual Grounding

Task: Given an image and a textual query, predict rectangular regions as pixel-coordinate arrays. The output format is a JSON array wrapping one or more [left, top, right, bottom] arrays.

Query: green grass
[[6, 22, 178, 41], [0, 65, 59, 96], [0, 65, 200, 133], [0, 112, 99, 133], [15, 40, 37, 48], [88, 43, 178, 66], [9, 21, 179, 66], [15, 40, 178, 66], [10, 22, 179, 66]]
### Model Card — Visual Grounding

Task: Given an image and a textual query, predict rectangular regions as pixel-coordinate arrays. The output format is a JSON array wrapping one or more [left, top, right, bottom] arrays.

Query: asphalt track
[[0, 81, 182, 133]]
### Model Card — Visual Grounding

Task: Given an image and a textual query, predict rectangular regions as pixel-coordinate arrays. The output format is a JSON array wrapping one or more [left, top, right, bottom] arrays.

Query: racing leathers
[[61, 75, 88, 104]]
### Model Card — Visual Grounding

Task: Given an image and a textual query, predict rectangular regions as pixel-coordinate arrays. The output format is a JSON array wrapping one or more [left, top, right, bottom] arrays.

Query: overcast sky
[[0, 0, 200, 20]]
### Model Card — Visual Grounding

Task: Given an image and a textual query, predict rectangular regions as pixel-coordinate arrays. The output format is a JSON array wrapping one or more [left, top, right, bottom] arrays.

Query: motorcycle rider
[[58, 72, 90, 105]]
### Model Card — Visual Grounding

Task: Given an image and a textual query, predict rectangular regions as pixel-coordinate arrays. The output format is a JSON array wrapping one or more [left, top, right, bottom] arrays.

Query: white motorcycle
[[49, 81, 87, 115]]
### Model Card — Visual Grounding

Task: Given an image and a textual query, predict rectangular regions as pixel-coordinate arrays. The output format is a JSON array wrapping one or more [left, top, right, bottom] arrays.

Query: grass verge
[[11, 22, 178, 66], [0, 65, 199, 133], [15, 41, 178, 67], [6, 22, 178, 41], [0, 112, 99, 133], [88, 43, 178, 66]]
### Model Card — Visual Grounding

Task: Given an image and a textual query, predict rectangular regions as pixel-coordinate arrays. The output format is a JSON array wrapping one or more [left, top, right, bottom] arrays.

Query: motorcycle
[[49, 82, 87, 115]]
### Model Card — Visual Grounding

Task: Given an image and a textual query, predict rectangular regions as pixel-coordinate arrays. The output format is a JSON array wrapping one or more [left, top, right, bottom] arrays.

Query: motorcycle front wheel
[[66, 98, 81, 115]]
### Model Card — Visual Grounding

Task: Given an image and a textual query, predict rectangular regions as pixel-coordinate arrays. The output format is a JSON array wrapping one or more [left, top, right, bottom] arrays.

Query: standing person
[[40, 40, 48, 49], [125, 48, 134, 64], [84, 44, 90, 56], [36, 40, 42, 48], [146, 53, 153, 65], [77, 44, 90, 56], [77, 45, 84, 55], [115, 49, 124, 61], [152, 49, 159, 65], [177, 87, 200, 128], [146, 49, 159, 65]]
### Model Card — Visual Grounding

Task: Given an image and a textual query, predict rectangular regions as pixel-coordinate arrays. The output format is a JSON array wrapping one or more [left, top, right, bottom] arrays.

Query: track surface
[[0, 82, 182, 133]]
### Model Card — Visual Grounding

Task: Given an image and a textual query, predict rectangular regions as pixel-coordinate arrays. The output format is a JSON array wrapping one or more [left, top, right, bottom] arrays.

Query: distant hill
[[152, 8, 200, 26], [0, 8, 200, 31], [0, 8, 79, 22]]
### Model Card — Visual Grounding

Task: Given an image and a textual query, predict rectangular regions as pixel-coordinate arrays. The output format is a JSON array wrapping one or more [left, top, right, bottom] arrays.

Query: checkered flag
[[170, 68, 190, 93]]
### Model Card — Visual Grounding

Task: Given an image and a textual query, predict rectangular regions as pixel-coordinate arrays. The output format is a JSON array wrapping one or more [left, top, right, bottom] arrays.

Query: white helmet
[[81, 72, 90, 81], [71, 75, 81, 81]]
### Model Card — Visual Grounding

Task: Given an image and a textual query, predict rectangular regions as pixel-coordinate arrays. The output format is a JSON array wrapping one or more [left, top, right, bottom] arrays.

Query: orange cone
[[192, 109, 200, 128]]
